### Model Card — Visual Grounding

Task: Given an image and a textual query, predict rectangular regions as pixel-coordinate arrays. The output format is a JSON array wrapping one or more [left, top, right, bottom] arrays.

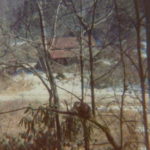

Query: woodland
[[0, 0, 149, 150]]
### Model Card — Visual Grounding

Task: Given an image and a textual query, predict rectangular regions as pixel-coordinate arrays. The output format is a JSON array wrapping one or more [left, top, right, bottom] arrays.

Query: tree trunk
[[143, 0, 150, 111], [134, 1, 150, 150], [36, 1, 62, 150]]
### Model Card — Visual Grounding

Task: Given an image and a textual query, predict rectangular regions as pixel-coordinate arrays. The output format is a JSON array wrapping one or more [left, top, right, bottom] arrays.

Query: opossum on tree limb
[[72, 101, 91, 119]]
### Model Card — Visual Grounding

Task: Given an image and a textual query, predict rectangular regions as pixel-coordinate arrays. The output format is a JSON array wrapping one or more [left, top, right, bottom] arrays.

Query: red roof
[[49, 37, 96, 50], [48, 37, 96, 59], [50, 50, 76, 59], [51, 37, 79, 50]]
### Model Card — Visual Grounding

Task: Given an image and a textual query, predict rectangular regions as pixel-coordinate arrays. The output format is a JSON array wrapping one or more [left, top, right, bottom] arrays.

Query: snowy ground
[[0, 72, 145, 112], [0, 72, 93, 103]]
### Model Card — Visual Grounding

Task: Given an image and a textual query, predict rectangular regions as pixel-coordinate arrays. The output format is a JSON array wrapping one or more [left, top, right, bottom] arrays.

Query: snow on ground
[[0, 72, 145, 111], [0, 73, 49, 101]]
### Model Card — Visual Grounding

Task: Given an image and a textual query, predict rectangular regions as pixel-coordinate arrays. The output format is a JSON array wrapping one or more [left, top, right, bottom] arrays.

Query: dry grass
[[0, 72, 146, 149], [0, 100, 147, 150], [0, 74, 33, 95], [0, 100, 44, 136]]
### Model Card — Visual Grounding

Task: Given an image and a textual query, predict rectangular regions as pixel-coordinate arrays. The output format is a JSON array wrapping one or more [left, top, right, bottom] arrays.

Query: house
[[50, 50, 77, 65], [48, 36, 96, 64], [49, 37, 79, 65], [35, 36, 97, 70]]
